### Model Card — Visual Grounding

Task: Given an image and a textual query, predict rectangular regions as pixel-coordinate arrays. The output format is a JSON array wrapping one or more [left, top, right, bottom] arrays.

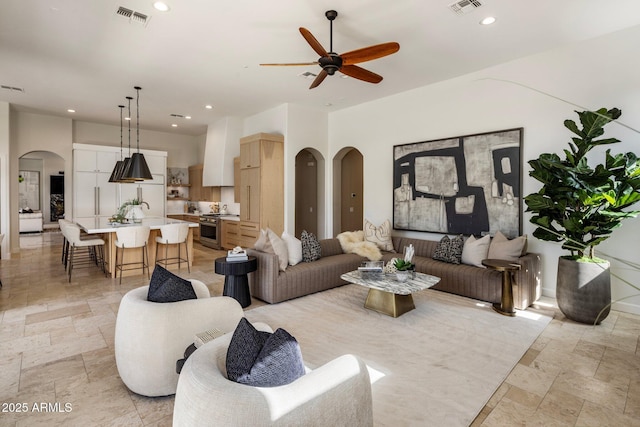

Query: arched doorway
[[333, 147, 363, 235], [295, 148, 325, 238], [19, 151, 65, 231]]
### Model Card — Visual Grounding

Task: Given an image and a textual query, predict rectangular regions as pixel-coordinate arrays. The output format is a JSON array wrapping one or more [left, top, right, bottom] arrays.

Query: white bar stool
[[64, 224, 106, 282], [155, 223, 190, 273], [115, 226, 151, 284]]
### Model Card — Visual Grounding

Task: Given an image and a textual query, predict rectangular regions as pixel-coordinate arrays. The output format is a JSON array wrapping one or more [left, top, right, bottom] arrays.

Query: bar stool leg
[[184, 241, 190, 273]]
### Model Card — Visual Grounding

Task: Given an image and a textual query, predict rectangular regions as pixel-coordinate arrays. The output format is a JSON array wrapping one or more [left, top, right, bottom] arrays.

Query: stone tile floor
[[0, 231, 639, 426]]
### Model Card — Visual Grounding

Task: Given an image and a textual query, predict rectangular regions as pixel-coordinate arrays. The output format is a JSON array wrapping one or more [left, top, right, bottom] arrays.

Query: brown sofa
[[247, 236, 541, 309]]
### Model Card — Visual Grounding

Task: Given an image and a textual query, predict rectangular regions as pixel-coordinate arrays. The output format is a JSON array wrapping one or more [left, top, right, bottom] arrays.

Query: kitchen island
[[74, 217, 198, 279]]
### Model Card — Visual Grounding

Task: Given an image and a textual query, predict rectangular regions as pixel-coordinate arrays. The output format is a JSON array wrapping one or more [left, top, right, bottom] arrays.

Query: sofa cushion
[[432, 235, 464, 264], [281, 231, 303, 266], [301, 230, 322, 262], [487, 231, 527, 262], [226, 318, 305, 387], [147, 265, 197, 303], [364, 219, 394, 251], [461, 235, 491, 268]]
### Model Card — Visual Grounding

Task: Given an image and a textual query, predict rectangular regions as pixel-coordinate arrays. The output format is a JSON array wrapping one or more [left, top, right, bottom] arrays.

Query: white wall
[[74, 121, 201, 167], [329, 25, 640, 313], [0, 102, 9, 258]]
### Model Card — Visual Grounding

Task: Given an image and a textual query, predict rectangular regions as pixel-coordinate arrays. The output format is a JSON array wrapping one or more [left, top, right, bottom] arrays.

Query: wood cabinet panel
[[238, 133, 284, 236], [189, 164, 220, 202], [221, 219, 239, 250]]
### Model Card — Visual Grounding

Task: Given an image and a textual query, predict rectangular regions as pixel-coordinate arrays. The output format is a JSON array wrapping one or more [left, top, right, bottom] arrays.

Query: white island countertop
[[75, 216, 199, 234]]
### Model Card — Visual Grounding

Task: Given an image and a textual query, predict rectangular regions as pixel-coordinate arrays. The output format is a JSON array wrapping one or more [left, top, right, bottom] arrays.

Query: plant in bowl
[[524, 107, 640, 324], [393, 258, 414, 282]]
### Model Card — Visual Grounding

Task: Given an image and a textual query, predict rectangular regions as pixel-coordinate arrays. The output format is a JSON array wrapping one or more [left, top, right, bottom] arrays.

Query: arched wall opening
[[332, 147, 363, 235], [294, 147, 325, 238]]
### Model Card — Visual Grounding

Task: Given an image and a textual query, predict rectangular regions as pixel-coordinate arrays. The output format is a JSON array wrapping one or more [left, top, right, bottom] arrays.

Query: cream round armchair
[[114, 279, 244, 397], [173, 328, 374, 427]]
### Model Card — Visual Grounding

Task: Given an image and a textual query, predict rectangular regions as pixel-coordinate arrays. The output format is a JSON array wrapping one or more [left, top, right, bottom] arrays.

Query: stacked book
[[226, 249, 248, 262]]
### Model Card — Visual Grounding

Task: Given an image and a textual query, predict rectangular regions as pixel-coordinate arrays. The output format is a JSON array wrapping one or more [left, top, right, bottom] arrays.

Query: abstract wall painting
[[393, 128, 523, 238]]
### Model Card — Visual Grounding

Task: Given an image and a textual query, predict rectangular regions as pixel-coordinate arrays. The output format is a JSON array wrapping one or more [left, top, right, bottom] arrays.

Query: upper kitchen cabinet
[[189, 164, 220, 202], [74, 149, 118, 173], [238, 133, 284, 237], [73, 143, 167, 220]]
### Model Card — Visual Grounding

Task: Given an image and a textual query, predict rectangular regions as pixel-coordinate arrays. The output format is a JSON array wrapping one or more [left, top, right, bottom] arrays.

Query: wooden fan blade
[[309, 69, 328, 89], [299, 27, 329, 57], [260, 62, 319, 66], [340, 65, 383, 84], [341, 42, 400, 65]]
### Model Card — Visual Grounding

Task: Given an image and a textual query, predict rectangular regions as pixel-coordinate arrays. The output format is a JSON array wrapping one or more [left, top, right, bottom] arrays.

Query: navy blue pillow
[[147, 265, 197, 303], [226, 318, 306, 387]]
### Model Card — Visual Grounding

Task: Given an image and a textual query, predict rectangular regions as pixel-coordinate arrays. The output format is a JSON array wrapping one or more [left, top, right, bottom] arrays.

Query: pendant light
[[119, 96, 140, 182], [121, 86, 153, 181], [108, 105, 127, 182]]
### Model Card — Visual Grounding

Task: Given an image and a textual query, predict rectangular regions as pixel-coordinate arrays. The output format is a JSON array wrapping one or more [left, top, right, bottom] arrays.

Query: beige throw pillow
[[364, 219, 394, 251], [255, 228, 289, 271], [487, 231, 527, 262], [265, 229, 289, 271], [281, 231, 303, 266], [461, 235, 491, 268]]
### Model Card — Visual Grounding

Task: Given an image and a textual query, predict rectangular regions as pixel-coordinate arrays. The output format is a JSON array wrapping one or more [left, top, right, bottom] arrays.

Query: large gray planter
[[556, 257, 611, 325]]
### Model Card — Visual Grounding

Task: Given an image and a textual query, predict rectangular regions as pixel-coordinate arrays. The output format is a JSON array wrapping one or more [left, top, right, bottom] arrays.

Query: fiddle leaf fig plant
[[524, 108, 640, 260]]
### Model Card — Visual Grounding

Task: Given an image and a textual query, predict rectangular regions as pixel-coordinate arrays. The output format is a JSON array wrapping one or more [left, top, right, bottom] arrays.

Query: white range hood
[[202, 116, 242, 186]]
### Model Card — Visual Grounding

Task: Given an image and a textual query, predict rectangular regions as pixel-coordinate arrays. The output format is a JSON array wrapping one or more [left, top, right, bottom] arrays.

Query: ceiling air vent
[[117, 6, 133, 18], [298, 71, 317, 79], [116, 6, 150, 26], [448, 0, 482, 15], [1, 85, 25, 93], [170, 114, 185, 118]]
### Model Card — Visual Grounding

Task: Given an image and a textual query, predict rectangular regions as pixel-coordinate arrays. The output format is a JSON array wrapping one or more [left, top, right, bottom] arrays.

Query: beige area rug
[[245, 284, 553, 427]]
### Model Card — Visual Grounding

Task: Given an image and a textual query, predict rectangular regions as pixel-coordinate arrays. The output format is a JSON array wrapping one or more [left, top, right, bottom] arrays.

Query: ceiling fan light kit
[[261, 10, 400, 89]]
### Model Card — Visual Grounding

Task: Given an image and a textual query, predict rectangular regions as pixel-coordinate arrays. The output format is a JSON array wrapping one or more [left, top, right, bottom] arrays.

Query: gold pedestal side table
[[482, 259, 521, 317]]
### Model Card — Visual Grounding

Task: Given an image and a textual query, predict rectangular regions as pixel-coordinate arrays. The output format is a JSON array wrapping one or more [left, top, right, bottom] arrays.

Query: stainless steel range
[[199, 214, 221, 249]]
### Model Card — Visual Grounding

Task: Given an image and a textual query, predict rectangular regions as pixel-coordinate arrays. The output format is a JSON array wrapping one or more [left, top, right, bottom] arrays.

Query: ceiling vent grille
[[170, 113, 185, 118], [448, 0, 482, 15], [1, 85, 25, 93], [116, 6, 150, 26], [298, 71, 317, 79]]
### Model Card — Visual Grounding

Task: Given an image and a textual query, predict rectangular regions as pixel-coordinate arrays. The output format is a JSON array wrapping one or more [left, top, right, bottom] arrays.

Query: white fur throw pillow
[[487, 231, 527, 262], [337, 230, 382, 261], [281, 231, 303, 266], [364, 219, 394, 251], [461, 235, 491, 268]]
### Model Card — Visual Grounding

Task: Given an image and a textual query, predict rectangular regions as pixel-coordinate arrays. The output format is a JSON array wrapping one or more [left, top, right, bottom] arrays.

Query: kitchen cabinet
[[221, 219, 239, 250], [74, 149, 118, 173], [74, 170, 118, 218], [238, 133, 284, 242], [73, 144, 167, 220], [233, 157, 240, 203], [189, 164, 220, 202]]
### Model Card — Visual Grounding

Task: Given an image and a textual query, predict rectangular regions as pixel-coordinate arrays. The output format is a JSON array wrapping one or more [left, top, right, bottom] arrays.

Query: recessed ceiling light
[[480, 16, 496, 25], [171, 124, 178, 127], [205, 105, 213, 109], [67, 109, 75, 113], [185, 116, 191, 120], [125, 117, 131, 121], [153, 2, 170, 12]]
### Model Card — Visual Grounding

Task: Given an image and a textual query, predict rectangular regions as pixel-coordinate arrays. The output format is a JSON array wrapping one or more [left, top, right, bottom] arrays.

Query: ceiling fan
[[260, 10, 400, 89]]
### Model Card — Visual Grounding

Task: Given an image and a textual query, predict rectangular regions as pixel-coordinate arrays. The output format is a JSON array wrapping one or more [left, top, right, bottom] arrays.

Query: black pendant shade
[[109, 104, 127, 183], [121, 86, 153, 181]]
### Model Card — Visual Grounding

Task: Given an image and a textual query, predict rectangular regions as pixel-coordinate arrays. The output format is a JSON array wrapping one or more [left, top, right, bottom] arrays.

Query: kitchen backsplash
[[166, 187, 239, 215]]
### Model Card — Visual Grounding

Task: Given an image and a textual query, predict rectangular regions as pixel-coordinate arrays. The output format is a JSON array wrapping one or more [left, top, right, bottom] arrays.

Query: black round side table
[[214, 256, 257, 308]]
